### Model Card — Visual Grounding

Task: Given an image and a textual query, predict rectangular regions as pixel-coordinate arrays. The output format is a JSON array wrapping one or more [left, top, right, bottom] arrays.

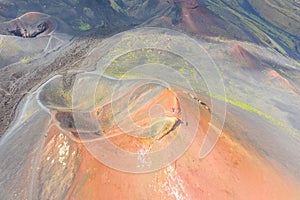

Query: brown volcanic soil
[[36, 90, 300, 200], [180, 1, 227, 37], [229, 43, 259, 68], [173, 0, 246, 40]]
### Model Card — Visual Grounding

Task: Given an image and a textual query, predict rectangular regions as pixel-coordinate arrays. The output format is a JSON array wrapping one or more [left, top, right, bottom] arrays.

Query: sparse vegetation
[[20, 56, 33, 63], [205, 91, 298, 137], [78, 17, 91, 31]]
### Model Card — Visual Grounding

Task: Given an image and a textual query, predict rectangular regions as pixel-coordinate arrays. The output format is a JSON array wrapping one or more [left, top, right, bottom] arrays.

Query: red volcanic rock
[[34, 88, 300, 199], [36, 126, 81, 200], [267, 70, 299, 94], [94, 88, 181, 153]]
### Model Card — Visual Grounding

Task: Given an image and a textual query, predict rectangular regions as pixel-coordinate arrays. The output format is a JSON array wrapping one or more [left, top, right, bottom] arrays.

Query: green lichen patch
[[20, 56, 33, 63]]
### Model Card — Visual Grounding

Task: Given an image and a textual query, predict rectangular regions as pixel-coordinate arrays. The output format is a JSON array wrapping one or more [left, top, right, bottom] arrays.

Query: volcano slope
[[0, 27, 300, 200], [0, 1, 300, 200]]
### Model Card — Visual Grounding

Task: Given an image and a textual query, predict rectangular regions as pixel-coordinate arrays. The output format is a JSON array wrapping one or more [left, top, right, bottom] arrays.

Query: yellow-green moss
[[20, 56, 33, 63], [206, 91, 297, 137], [78, 18, 91, 31]]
